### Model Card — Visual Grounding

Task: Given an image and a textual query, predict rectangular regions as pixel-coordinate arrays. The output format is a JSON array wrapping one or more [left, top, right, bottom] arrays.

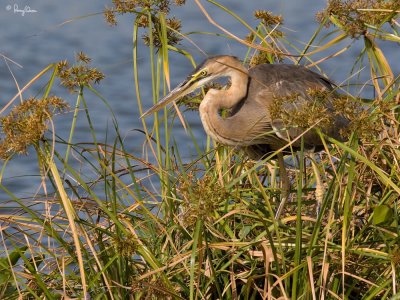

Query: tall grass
[[1, 1, 399, 299]]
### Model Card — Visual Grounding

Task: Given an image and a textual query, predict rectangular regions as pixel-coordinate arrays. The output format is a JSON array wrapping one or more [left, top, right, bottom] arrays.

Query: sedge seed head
[[0, 96, 69, 160], [57, 53, 104, 92], [316, 0, 399, 38], [178, 174, 228, 226]]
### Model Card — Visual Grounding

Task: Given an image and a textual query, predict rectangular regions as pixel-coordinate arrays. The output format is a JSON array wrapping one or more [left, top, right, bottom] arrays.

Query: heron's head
[[141, 55, 241, 117]]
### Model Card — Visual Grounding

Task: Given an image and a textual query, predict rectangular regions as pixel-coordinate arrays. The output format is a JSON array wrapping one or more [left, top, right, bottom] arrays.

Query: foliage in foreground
[[0, 1, 399, 299]]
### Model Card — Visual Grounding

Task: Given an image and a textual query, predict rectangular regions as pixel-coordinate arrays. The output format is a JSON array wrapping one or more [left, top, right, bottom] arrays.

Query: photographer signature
[[6, 4, 37, 16]]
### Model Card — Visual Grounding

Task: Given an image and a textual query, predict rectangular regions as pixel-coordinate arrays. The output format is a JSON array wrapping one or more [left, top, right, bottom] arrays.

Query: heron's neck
[[216, 65, 249, 109], [199, 64, 249, 146]]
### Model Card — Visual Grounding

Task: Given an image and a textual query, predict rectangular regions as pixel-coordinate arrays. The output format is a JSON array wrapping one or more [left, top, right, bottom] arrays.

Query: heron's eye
[[200, 70, 208, 77]]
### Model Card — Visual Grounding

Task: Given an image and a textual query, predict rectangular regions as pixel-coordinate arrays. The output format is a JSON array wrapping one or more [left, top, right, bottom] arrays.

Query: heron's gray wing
[[250, 64, 347, 148], [252, 88, 321, 149]]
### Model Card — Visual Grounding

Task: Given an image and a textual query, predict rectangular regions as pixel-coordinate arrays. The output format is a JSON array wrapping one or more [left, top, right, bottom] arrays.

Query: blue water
[[0, 1, 398, 200]]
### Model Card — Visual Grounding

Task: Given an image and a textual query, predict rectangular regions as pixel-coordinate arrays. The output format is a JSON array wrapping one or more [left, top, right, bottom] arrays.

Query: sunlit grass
[[0, 0, 399, 299]]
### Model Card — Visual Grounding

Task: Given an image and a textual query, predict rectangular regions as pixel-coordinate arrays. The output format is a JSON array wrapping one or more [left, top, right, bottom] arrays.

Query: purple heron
[[142, 55, 349, 217]]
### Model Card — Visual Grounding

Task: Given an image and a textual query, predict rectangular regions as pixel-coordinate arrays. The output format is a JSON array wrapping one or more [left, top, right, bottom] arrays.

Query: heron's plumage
[[143, 55, 349, 159], [239, 63, 347, 158]]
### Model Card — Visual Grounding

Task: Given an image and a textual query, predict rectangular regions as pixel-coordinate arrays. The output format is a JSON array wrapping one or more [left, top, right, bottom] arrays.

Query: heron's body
[[143, 55, 349, 159], [142, 55, 349, 217]]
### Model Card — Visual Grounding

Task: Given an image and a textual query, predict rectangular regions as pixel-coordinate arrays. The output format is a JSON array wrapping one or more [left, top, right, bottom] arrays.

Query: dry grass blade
[[193, 0, 298, 58], [0, 64, 55, 115], [47, 158, 88, 299]]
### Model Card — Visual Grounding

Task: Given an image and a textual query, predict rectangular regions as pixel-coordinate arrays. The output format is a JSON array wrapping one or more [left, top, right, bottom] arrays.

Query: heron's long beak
[[141, 72, 207, 118]]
